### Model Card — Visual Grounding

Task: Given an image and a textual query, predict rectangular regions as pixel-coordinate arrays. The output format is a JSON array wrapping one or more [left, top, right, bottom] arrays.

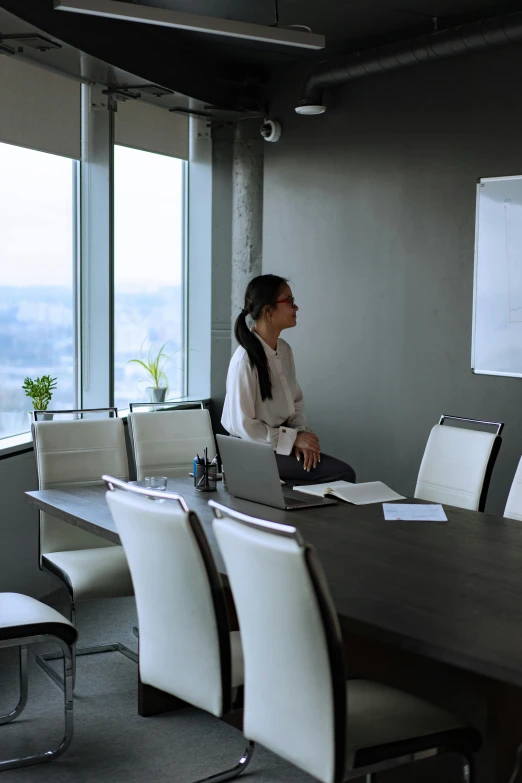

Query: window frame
[[0, 90, 196, 447], [72, 158, 81, 411]]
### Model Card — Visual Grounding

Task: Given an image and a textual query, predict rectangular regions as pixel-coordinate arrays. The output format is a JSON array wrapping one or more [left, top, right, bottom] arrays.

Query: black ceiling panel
[[1, 0, 520, 112]]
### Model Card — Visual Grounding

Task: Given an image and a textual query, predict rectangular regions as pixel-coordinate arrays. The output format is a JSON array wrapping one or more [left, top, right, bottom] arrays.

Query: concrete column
[[231, 119, 264, 345]]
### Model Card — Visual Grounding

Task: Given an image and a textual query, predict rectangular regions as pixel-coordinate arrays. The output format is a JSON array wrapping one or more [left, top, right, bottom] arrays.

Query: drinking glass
[[144, 476, 168, 492]]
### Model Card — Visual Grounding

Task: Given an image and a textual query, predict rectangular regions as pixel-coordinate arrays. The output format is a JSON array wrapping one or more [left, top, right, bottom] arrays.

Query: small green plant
[[128, 341, 172, 391], [22, 375, 57, 411]]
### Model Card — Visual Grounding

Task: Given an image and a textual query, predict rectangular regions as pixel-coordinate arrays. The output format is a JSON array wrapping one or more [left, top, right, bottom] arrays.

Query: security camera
[[260, 119, 282, 143]]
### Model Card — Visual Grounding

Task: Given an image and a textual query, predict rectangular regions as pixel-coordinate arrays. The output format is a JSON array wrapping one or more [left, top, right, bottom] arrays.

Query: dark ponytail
[[234, 273, 287, 401]]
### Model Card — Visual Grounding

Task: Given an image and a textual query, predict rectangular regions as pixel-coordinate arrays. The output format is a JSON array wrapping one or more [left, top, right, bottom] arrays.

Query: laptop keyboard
[[283, 493, 311, 507]]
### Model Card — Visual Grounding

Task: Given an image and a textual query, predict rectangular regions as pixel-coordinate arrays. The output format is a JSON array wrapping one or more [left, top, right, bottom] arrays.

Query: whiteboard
[[472, 175, 522, 377]]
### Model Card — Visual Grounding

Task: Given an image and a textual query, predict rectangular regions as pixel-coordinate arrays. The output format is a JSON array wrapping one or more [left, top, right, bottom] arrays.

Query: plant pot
[[146, 387, 167, 403], [28, 411, 54, 425]]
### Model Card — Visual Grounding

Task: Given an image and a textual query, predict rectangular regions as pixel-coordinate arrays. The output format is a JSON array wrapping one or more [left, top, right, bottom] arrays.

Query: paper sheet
[[382, 503, 448, 522]]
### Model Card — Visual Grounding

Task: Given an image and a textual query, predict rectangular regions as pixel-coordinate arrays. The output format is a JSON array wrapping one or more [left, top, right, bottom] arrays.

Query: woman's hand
[[295, 431, 320, 452], [294, 432, 321, 471], [294, 446, 321, 472]]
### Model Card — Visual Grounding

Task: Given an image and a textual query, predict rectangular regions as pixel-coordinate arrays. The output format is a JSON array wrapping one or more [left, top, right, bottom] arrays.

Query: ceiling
[[135, 0, 520, 51], [0, 6, 229, 122], [0, 0, 520, 115]]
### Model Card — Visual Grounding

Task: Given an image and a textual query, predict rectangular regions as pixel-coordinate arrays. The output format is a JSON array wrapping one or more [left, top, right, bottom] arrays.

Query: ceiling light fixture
[[54, 0, 325, 50]]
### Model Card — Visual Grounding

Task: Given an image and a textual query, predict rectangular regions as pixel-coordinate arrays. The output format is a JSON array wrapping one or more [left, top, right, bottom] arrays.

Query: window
[[0, 143, 76, 440], [113, 145, 185, 410]]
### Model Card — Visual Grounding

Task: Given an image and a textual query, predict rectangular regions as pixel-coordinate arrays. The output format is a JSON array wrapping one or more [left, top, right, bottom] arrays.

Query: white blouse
[[221, 330, 311, 456]]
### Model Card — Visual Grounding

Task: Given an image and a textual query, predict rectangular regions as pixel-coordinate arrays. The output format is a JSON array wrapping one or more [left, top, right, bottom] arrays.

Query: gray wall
[[0, 450, 55, 598], [263, 48, 522, 515]]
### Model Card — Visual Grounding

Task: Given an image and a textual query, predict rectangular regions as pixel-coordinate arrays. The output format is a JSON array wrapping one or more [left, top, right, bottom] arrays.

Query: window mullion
[[79, 84, 116, 410]]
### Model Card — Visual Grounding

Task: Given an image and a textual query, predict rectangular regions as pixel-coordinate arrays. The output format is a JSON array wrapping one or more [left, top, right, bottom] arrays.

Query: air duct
[[296, 11, 522, 114]]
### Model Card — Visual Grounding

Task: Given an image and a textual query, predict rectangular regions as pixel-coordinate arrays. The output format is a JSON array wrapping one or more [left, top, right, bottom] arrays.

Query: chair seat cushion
[[43, 546, 134, 601], [230, 630, 244, 688], [0, 593, 77, 646], [347, 679, 481, 771]]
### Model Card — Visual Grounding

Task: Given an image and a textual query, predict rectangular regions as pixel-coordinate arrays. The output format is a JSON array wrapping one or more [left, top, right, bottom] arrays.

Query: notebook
[[293, 480, 405, 505]]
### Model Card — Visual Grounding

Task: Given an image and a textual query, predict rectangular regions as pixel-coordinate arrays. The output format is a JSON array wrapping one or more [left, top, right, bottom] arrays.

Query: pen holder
[[195, 463, 217, 492]]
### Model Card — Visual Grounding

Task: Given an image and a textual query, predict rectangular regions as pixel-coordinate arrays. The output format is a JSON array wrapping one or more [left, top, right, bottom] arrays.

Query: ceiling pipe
[[296, 10, 522, 115]]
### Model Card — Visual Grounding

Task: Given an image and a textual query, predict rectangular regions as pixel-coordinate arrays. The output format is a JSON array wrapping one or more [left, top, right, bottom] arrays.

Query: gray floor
[[0, 595, 465, 782]]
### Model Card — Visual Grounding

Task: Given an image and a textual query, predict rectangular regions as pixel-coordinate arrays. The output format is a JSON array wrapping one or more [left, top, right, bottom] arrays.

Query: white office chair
[[414, 415, 503, 511], [129, 407, 216, 480], [32, 410, 136, 689], [211, 499, 481, 783], [0, 592, 77, 771], [104, 476, 253, 783], [504, 456, 522, 521]]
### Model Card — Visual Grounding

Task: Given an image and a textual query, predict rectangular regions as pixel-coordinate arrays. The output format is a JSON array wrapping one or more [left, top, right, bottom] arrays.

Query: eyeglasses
[[276, 296, 296, 307]]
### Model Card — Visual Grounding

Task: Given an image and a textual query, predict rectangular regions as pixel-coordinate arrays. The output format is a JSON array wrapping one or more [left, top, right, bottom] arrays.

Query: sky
[[114, 145, 183, 290], [0, 142, 73, 287], [0, 142, 183, 288]]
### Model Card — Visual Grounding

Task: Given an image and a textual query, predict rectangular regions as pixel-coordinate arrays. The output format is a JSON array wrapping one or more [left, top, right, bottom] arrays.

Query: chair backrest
[[414, 416, 503, 511], [105, 479, 231, 717], [34, 417, 129, 555], [211, 501, 346, 783], [129, 408, 216, 480], [505, 456, 522, 521]]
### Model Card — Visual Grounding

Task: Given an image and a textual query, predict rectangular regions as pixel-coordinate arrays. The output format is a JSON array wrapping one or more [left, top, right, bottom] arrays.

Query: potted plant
[[22, 375, 57, 422], [128, 342, 172, 403]]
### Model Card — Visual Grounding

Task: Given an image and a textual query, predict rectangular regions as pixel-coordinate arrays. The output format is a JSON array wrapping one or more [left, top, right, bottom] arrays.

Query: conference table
[[25, 477, 522, 781]]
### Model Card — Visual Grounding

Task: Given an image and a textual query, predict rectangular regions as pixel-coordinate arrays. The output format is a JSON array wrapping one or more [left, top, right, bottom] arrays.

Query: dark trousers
[[275, 452, 356, 485]]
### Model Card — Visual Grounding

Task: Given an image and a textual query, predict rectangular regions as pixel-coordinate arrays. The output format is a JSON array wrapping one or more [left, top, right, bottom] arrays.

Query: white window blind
[[115, 99, 188, 160], [0, 56, 81, 159]]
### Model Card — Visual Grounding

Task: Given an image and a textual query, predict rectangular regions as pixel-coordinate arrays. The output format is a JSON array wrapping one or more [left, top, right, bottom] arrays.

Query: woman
[[222, 274, 356, 483]]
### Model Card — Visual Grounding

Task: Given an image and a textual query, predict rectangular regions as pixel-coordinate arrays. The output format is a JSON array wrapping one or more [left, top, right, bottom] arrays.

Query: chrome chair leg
[[463, 754, 475, 783], [0, 635, 74, 771], [348, 747, 474, 783], [193, 741, 255, 783], [71, 600, 77, 687], [36, 642, 138, 691], [0, 646, 28, 725], [35, 596, 138, 691]]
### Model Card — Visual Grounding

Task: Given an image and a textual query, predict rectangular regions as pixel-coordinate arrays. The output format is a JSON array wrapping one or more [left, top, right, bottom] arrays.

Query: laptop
[[217, 435, 338, 511]]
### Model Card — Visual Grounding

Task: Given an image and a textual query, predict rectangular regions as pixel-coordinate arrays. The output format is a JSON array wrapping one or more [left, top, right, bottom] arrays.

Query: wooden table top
[[25, 477, 522, 688]]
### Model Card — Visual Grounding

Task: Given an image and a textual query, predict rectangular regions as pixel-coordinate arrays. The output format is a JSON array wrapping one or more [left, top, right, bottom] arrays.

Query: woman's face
[[270, 284, 298, 331]]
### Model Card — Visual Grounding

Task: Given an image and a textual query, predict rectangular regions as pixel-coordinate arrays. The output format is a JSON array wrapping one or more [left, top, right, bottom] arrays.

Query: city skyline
[[0, 284, 184, 439]]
